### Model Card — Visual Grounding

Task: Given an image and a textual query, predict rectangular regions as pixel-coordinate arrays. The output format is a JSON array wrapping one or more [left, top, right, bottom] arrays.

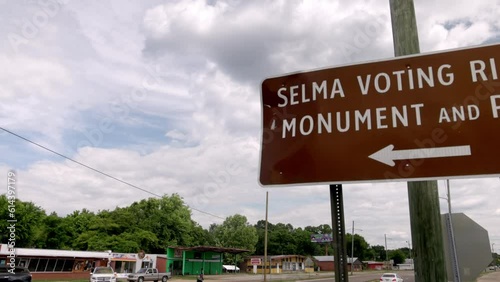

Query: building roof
[[222, 265, 240, 271], [173, 246, 250, 254], [364, 261, 385, 264], [313, 256, 360, 263], [314, 256, 334, 262], [347, 257, 359, 263], [305, 257, 315, 267], [0, 244, 111, 259], [248, 255, 307, 260], [270, 255, 306, 260]]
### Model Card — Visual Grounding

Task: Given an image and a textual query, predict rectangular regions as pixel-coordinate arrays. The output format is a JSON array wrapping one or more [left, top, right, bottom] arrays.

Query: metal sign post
[[330, 184, 348, 282]]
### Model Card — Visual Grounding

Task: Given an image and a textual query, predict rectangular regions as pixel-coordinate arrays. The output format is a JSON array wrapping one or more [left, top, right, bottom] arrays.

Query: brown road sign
[[259, 43, 500, 186]]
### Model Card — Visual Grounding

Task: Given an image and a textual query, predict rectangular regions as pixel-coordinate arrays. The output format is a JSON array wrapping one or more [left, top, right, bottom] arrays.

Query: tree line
[[0, 194, 410, 264]]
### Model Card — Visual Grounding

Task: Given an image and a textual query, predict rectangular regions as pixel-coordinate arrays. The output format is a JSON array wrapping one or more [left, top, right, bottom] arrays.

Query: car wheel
[[138, 277, 144, 282], [162, 276, 168, 282]]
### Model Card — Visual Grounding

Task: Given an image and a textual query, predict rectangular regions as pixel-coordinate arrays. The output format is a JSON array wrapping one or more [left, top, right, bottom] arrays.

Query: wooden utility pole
[[389, 1, 447, 281], [407, 181, 447, 281]]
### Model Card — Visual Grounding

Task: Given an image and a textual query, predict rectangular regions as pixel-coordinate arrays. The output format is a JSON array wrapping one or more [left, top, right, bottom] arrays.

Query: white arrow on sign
[[369, 144, 472, 166]]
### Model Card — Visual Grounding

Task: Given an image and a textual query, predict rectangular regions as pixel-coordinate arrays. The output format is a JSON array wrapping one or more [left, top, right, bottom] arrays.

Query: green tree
[[210, 214, 258, 265], [62, 209, 100, 250], [368, 245, 386, 261], [64, 209, 98, 238], [0, 195, 47, 248], [268, 223, 297, 255], [211, 214, 258, 251], [294, 227, 317, 256], [305, 224, 335, 255], [190, 224, 211, 246], [400, 247, 411, 259], [125, 194, 198, 252], [254, 220, 274, 255], [390, 249, 406, 265], [255, 222, 338, 256], [68, 194, 202, 253], [305, 224, 332, 235], [346, 233, 370, 261], [37, 212, 71, 249]]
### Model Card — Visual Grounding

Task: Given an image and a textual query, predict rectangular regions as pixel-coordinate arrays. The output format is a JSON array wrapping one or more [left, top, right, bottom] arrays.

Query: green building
[[166, 246, 249, 276]]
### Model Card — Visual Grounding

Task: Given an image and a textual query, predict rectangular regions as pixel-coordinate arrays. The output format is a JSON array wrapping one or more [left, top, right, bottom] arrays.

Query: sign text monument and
[[260, 44, 500, 186]]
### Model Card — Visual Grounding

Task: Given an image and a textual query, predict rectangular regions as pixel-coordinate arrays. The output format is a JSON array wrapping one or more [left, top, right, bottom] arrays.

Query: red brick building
[[365, 260, 385, 270], [312, 256, 363, 271]]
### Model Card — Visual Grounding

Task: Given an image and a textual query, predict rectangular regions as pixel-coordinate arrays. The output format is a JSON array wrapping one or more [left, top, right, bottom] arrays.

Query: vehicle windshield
[[95, 267, 114, 274], [137, 268, 147, 273], [382, 274, 396, 277]]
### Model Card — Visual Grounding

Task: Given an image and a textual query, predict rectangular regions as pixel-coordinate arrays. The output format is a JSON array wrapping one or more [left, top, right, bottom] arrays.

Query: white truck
[[127, 268, 171, 282]]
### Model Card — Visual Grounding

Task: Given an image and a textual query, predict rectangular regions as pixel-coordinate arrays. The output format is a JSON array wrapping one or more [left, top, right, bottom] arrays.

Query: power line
[[0, 126, 225, 220]]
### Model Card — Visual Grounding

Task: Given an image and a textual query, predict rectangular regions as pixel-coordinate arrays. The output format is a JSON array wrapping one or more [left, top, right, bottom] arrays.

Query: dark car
[[0, 265, 32, 282]]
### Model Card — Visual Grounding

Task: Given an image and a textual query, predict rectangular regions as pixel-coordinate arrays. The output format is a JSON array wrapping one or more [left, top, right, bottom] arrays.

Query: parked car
[[127, 268, 171, 282], [116, 272, 130, 281], [90, 266, 117, 282], [380, 272, 404, 282], [0, 265, 32, 282]]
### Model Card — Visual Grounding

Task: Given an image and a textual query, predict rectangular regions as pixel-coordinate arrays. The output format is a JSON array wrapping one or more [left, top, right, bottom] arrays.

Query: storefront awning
[[173, 246, 250, 254]]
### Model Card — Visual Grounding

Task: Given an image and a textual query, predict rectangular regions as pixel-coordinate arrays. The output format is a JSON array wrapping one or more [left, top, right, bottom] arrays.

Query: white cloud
[[416, 0, 500, 51]]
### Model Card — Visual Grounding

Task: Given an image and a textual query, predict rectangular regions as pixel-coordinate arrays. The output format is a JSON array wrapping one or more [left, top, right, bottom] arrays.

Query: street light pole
[[446, 179, 461, 282], [406, 241, 411, 261], [351, 221, 354, 275], [347, 221, 362, 275], [385, 234, 388, 269]]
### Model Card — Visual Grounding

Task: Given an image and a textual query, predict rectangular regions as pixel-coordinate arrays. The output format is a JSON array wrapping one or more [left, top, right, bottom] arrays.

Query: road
[[196, 271, 414, 282], [176, 270, 500, 282], [296, 271, 414, 282], [295, 271, 500, 282]]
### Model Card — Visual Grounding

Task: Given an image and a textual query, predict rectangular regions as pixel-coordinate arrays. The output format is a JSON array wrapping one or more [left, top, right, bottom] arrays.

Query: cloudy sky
[[1, 0, 499, 250]]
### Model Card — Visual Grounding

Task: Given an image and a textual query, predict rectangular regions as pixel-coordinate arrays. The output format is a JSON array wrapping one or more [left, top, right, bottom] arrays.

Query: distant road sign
[[260, 43, 500, 186], [250, 258, 261, 265]]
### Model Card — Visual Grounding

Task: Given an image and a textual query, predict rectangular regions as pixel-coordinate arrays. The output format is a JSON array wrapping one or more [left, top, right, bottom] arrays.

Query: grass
[[34, 279, 128, 282]]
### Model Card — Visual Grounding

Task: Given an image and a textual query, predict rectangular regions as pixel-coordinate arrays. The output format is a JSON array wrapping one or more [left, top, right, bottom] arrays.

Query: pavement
[[173, 271, 395, 282], [172, 272, 335, 281], [477, 270, 500, 281]]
